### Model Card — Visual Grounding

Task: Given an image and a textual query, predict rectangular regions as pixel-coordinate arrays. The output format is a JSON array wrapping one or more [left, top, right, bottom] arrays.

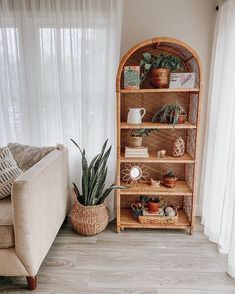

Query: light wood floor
[[1, 218, 235, 293]]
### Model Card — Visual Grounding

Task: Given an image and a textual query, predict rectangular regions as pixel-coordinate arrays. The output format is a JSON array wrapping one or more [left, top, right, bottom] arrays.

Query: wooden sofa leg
[[26, 276, 37, 290]]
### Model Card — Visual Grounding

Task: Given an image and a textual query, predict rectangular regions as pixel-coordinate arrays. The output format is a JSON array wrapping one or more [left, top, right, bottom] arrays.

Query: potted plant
[[70, 139, 124, 236], [163, 170, 177, 188], [129, 128, 155, 147], [152, 100, 187, 127], [147, 196, 161, 214], [140, 52, 183, 88]]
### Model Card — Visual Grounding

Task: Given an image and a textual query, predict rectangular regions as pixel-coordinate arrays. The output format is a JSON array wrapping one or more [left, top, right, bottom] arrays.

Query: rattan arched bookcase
[[115, 37, 202, 234]]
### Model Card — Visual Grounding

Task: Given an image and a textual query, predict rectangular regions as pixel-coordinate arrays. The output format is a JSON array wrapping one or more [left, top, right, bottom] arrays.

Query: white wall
[[121, 0, 217, 215]]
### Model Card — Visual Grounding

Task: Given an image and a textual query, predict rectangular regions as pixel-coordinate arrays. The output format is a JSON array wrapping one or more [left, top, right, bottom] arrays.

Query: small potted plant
[[129, 128, 155, 147], [152, 100, 187, 127], [163, 170, 177, 188], [140, 52, 183, 88], [70, 139, 125, 236], [147, 196, 161, 214]]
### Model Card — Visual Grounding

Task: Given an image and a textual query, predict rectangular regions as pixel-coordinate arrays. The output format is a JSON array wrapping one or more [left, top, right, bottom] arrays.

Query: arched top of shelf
[[116, 37, 202, 92]]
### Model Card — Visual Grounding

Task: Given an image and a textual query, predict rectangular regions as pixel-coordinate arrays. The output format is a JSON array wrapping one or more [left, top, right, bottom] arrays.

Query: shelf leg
[[116, 225, 121, 233], [120, 227, 124, 231], [189, 228, 193, 235]]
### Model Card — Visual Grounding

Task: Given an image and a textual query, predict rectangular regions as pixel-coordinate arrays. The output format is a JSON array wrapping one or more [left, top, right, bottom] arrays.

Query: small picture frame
[[124, 66, 140, 90], [169, 72, 196, 89]]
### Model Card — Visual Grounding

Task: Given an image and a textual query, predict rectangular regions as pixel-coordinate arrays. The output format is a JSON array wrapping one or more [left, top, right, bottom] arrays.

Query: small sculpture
[[172, 136, 185, 157], [165, 206, 176, 217], [157, 149, 166, 158], [150, 178, 161, 187]]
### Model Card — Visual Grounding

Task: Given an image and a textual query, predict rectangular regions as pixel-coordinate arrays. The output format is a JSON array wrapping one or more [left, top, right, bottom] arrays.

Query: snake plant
[[71, 139, 124, 206]]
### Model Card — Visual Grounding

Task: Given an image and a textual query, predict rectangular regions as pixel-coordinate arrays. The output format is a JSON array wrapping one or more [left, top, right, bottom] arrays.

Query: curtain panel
[[0, 0, 123, 219], [199, 0, 235, 278]]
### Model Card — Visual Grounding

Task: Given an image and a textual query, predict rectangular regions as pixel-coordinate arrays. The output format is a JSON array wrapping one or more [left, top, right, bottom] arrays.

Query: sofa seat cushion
[[0, 198, 14, 248]]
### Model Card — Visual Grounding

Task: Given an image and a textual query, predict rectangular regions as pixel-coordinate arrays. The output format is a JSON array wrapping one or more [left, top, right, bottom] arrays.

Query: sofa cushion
[[0, 197, 14, 248], [8, 143, 56, 172], [0, 148, 23, 199]]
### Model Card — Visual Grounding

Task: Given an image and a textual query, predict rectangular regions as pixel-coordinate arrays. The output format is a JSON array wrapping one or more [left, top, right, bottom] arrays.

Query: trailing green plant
[[71, 139, 125, 206], [130, 128, 157, 137], [140, 52, 183, 81], [148, 196, 160, 203], [139, 195, 168, 209], [152, 100, 185, 127], [164, 170, 177, 178]]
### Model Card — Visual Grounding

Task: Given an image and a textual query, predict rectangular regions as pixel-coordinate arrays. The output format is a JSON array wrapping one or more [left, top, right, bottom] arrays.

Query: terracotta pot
[[148, 201, 160, 214], [166, 114, 187, 124], [129, 135, 143, 147], [70, 199, 109, 236], [151, 68, 169, 88], [177, 114, 187, 124], [163, 176, 177, 188]]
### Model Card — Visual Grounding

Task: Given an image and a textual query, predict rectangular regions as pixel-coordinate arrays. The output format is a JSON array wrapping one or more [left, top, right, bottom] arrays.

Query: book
[[125, 146, 149, 158], [124, 66, 140, 90], [142, 209, 163, 216], [125, 146, 148, 152], [169, 72, 196, 89]]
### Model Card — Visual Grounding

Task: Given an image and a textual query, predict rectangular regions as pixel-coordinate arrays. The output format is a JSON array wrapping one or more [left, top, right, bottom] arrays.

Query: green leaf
[[73, 182, 80, 197], [94, 139, 108, 172], [140, 59, 146, 67], [98, 184, 125, 204], [142, 52, 151, 61], [144, 63, 151, 71]]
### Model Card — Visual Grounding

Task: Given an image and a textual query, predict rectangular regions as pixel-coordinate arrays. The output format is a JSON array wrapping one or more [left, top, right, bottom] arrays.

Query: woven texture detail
[[0, 148, 23, 199], [70, 199, 109, 236]]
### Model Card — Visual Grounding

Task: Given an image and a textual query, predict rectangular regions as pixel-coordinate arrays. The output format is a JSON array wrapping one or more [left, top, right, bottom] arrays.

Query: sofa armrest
[[12, 148, 69, 276]]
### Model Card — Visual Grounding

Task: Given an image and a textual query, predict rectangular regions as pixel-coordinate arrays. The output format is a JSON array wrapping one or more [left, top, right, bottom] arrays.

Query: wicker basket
[[70, 199, 109, 236], [138, 213, 178, 224]]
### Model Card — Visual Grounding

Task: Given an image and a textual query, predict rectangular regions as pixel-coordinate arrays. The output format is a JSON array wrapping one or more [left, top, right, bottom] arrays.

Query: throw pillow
[[8, 143, 56, 172], [0, 148, 23, 199]]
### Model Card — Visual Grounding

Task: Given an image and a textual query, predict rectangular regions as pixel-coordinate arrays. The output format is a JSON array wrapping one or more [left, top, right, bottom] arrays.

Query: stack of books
[[125, 146, 149, 158]]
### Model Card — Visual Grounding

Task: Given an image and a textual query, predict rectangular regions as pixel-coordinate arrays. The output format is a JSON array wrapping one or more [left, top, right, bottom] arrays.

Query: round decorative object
[[172, 136, 185, 157], [165, 206, 174, 214], [122, 163, 149, 186], [70, 199, 109, 236], [166, 210, 176, 217]]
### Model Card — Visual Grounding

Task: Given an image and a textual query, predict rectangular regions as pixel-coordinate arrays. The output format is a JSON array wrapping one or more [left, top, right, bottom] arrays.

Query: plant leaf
[[142, 52, 151, 61]]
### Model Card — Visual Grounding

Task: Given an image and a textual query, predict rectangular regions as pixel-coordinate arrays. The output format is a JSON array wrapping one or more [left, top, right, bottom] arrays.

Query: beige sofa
[[0, 148, 69, 290]]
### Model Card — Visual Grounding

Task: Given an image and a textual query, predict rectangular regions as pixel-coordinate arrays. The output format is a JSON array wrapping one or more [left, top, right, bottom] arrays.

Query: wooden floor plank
[[0, 218, 235, 293]]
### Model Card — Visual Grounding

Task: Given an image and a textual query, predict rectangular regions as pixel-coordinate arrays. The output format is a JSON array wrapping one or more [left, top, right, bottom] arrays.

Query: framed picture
[[124, 66, 140, 90], [169, 72, 196, 89]]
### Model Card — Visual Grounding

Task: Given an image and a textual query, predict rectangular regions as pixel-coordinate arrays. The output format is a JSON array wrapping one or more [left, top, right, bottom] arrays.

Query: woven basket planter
[[70, 199, 110, 236]]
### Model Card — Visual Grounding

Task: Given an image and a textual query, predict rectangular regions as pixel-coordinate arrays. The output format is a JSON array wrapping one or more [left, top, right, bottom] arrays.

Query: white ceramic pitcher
[[127, 108, 146, 124]]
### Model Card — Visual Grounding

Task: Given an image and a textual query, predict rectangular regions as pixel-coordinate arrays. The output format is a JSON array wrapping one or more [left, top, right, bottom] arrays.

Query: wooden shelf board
[[120, 122, 196, 129], [120, 152, 194, 163], [120, 208, 190, 229], [120, 181, 193, 196], [120, 88, 199, 94]]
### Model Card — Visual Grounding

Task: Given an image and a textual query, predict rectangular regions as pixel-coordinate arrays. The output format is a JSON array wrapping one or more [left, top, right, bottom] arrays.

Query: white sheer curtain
[[199, 0, 235, 278], [0, 0, 123, 218]]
